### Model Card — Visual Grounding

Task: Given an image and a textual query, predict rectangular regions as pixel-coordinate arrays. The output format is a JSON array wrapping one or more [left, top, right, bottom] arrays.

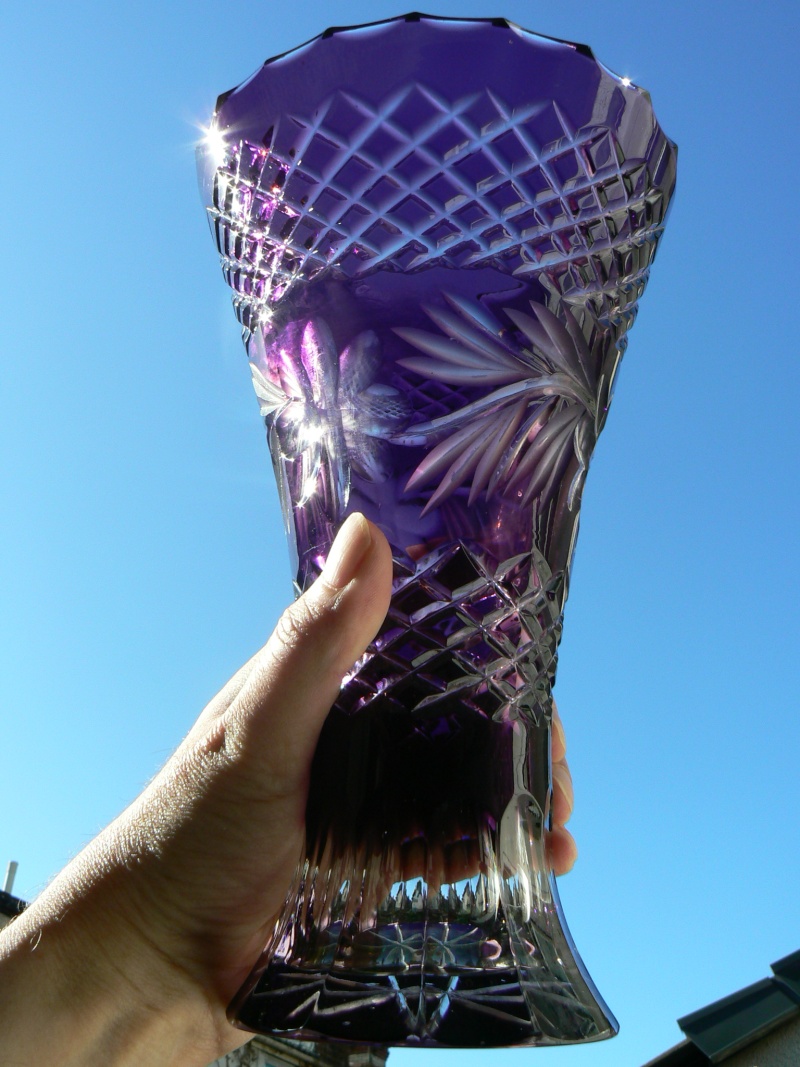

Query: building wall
[[724, 1014, 800, 1067]]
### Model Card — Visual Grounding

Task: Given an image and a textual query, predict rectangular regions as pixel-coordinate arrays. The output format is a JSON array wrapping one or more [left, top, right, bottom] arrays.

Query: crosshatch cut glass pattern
[[198, 13, 676, 1048]]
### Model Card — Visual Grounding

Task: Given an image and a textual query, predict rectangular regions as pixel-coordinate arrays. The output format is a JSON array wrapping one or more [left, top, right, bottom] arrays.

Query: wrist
[[0, 863, 212, 1066]]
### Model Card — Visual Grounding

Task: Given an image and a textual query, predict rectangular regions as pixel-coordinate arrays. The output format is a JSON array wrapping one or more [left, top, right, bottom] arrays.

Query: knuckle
[[273, 596, 320, 651]]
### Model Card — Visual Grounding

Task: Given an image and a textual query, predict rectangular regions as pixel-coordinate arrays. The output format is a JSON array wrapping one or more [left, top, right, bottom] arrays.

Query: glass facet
[[198, 13, 676, 1048]]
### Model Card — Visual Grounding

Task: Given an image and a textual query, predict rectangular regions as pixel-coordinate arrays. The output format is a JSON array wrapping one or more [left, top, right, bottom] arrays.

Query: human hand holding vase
[[198, 14, 676, 1048]]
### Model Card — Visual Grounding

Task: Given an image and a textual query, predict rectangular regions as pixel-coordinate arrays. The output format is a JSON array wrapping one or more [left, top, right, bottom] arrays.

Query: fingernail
[[322, 513, 372, 589], [552, 713, 566, 756], [552, 762, 574, 812]]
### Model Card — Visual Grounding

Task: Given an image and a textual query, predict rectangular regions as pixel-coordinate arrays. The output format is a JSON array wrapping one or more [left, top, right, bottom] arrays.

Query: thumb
[[223, 513, 392, 794]]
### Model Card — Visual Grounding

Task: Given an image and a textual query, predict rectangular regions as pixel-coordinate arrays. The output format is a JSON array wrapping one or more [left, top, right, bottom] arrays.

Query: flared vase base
[[231, 920, 617, 1048]]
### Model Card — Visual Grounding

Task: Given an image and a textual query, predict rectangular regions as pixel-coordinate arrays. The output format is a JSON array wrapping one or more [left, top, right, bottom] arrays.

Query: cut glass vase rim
[[211, 11, 673, 144], [257, 13, 595, 70], [200, 11, 677, 338]]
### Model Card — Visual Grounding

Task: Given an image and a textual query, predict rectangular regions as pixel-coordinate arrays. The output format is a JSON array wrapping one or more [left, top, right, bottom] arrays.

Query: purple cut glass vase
[[198, 14, 676, 1048]]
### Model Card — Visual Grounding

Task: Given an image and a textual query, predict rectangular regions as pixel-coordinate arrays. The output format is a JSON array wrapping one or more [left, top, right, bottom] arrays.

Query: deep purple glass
[[198, 14, 676, 1047]]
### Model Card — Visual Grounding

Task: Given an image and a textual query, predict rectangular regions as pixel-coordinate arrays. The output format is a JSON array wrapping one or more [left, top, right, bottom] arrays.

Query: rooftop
[[644, 950, 800, 1065]]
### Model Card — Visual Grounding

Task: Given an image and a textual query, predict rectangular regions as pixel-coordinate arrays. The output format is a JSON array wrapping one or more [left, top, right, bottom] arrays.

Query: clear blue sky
[[2, 2, 799, 1065]]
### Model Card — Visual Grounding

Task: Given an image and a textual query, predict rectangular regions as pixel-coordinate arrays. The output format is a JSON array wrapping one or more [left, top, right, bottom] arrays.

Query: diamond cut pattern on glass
[[334, 544, 562, 719], [207, 82, 672, 331]]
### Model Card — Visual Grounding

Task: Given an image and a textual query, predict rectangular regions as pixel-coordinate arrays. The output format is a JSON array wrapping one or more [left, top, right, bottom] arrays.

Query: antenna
[[3, 861, 18, 895]]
